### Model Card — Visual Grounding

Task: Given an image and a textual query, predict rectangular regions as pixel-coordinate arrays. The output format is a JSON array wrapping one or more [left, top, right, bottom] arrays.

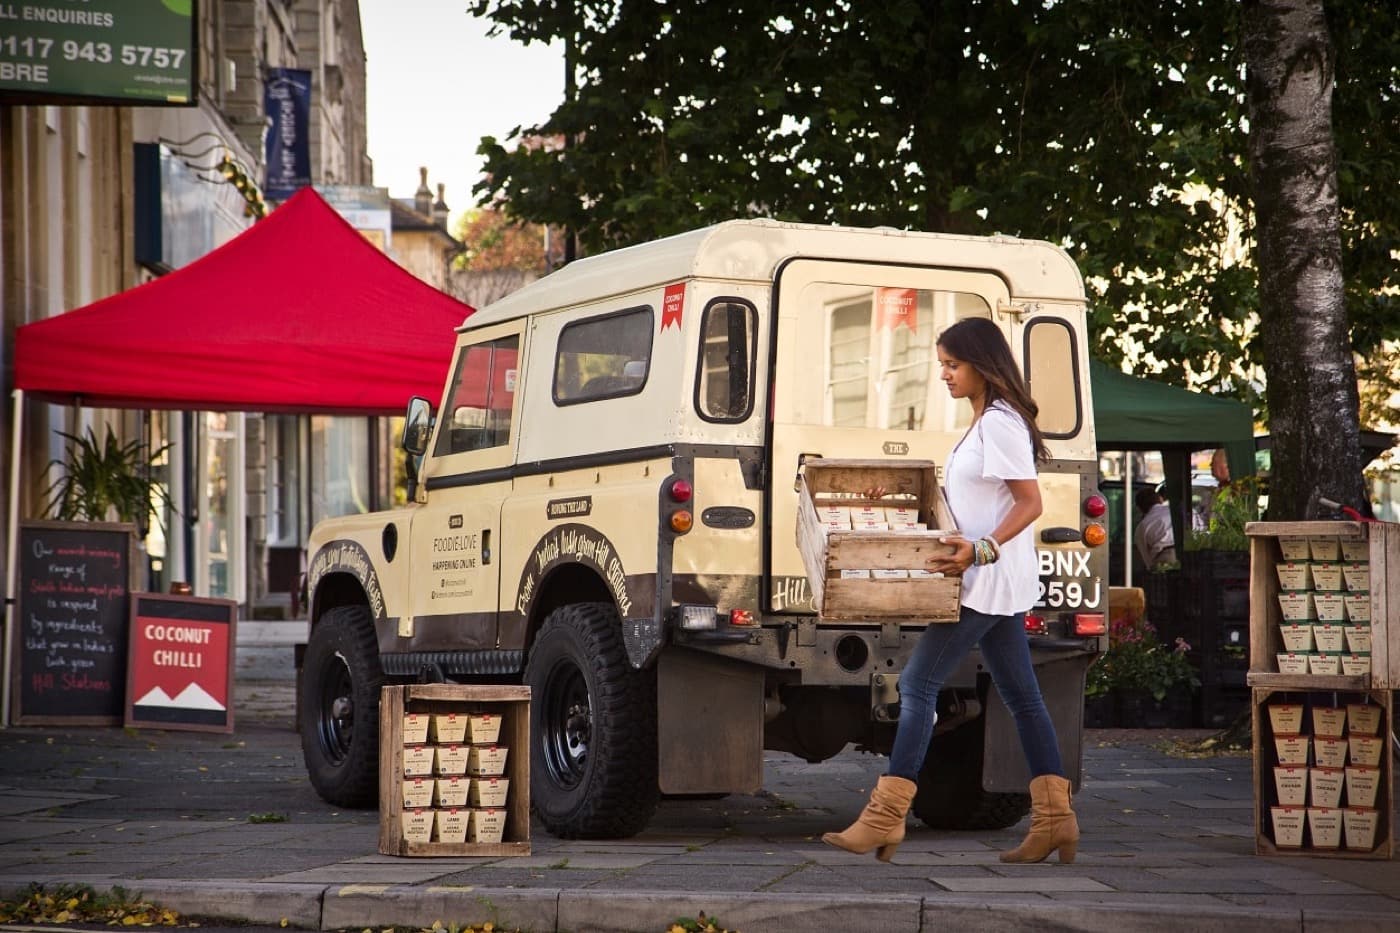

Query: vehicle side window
[[434, 335, 519, 456], [553, 306, 653, 404], [695, 298, 757, 422], [1023, 317, 1082, 438]]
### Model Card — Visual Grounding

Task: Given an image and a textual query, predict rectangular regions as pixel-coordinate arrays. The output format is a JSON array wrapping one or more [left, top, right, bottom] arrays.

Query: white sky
[[358, 0, 565, 228]]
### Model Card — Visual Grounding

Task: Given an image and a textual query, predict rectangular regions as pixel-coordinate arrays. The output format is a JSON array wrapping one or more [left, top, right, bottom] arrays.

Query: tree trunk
[[1243, 0, 1365, 521]]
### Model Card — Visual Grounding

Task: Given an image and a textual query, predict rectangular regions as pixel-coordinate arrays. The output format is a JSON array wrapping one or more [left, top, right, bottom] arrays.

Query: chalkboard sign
[[126, 594, 237, 733], [12, 520, 138, 725]]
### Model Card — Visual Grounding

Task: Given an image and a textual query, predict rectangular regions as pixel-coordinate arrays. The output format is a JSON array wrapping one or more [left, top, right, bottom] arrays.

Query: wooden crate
[[378, 684, 531, 857], [1245, 520, 1398, 690], [1251, 687, 1392, 859], [796, 458, 960, 621]]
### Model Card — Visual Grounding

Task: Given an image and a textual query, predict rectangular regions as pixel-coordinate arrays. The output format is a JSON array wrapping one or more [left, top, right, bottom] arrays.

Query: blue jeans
[[888, 605, 1064, 781]]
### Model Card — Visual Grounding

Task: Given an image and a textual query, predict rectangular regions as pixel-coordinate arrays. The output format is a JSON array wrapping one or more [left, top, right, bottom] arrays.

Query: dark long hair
[[937, 317, 1048, 463]]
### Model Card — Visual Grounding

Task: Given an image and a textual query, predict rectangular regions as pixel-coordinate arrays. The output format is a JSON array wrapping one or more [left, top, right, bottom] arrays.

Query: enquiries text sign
[[0, 0, 196, 105]]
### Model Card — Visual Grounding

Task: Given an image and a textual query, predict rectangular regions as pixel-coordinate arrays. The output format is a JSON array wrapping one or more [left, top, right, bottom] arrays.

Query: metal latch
[[871, 672, 900, 722]]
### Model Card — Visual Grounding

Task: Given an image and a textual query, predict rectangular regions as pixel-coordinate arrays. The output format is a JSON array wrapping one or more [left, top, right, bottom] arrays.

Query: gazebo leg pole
[[2, 389, 23, 728]]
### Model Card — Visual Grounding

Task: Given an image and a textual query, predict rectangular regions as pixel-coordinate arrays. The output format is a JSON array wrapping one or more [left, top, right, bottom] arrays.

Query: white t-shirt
[[943, 402, 1040, 616], [1135, 502, 1176, 567]]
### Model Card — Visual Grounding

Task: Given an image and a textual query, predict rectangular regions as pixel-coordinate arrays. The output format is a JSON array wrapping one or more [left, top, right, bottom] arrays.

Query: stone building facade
[[1, 1, 375, 615]]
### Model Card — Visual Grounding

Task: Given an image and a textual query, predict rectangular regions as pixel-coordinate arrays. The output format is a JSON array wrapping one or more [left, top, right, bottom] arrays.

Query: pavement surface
[[0, 620, 1397, 933]]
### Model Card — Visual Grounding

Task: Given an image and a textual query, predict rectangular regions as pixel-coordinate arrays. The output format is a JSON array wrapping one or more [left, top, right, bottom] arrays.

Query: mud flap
[[657, 647, 764, 795], [981, 652, 1093, 792]]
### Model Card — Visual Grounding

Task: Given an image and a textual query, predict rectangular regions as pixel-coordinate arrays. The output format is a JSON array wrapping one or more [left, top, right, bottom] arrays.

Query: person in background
[[1135, 486, 1177, 570], [822, 317, 1078, 865], [1194, 448, 1232, 531]]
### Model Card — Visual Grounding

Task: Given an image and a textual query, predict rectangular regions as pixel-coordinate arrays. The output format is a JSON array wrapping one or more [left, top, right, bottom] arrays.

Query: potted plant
[[43, 426, 171, 535], [1184, 474, 1263, 577], [1087, 615, 1200, 728]]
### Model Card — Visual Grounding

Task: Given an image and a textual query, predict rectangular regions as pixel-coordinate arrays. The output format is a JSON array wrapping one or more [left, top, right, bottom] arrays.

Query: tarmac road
[[0, 622, 1397, 933]]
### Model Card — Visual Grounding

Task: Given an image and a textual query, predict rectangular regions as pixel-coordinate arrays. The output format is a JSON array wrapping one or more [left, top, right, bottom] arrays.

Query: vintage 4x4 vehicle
[[299, 219, 1109, 838]]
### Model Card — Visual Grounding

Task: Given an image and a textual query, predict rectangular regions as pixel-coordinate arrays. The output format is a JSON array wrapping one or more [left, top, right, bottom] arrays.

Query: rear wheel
[[526, 602, 658, 838], [299, 605, 383, 808], [911, 720, 1030, 830]]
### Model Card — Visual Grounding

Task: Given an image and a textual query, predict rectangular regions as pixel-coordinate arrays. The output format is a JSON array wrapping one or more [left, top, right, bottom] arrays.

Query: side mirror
[[402, 396, 433, 456]]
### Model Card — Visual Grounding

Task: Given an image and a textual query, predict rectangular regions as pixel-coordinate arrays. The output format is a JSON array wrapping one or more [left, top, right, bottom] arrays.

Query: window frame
[[432, 331, 520, 459], [551, 305, 655, 407], [1021, 315, 1083, 439], [693, 296, 759, 424]]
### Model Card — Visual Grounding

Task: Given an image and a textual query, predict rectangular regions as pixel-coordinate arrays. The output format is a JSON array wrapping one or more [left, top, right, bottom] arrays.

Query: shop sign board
[[125, 593, 237, 733], [0, 0, 197, 105]]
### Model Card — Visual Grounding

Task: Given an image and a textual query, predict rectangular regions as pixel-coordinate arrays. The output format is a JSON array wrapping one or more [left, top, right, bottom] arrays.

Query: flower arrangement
[[1086, 615, 1199, 703]]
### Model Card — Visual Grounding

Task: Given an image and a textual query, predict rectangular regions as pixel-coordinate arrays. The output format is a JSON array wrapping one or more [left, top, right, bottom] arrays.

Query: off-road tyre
[[526, 602, 659, 838], [911, 719, 1031, 830], [299, 605, 384, 808]]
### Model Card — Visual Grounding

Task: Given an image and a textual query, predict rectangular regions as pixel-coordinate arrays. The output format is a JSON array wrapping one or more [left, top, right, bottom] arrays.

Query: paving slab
[[0, 675, 1396, 933]]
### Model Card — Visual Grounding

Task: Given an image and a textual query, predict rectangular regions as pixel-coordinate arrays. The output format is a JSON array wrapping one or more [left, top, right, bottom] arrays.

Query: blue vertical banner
[[263, 68, 312, 200]]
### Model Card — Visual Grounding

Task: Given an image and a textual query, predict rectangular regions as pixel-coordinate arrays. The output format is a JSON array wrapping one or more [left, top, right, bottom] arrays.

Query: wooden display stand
[[1245, 521, 1397, 860], [796, 459, 960, 621], [378, 684, 531, 857]]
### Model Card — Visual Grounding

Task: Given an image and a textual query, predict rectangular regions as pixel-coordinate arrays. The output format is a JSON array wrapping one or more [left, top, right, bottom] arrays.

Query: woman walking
[[822, 317, 1078, 864]]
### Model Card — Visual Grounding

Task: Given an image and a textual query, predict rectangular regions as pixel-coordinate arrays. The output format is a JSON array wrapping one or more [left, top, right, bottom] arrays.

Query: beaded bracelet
[[972, 536, 1001, 566]]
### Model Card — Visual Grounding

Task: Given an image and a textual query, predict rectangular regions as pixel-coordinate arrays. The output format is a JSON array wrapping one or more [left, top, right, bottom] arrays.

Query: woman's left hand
[[928, 535, 975, 576]]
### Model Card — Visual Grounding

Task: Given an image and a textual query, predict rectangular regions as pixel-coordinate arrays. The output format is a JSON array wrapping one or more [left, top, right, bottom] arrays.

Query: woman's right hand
[[928, 534, 975, 576]]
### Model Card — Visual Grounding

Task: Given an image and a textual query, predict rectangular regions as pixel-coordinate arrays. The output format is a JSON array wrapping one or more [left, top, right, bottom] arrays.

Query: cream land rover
[[299, 219, 1109, 839]]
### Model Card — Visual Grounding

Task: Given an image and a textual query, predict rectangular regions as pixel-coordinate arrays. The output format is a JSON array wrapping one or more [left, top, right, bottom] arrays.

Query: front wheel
[[525, 602, 658, 838], [299, 605, 383, 808], [911, 719, 1030, 830]]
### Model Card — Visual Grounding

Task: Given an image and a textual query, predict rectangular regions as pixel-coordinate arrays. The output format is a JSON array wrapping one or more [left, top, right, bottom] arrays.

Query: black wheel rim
[[540, 657, 591, 790], [314, 653, 355, 765]]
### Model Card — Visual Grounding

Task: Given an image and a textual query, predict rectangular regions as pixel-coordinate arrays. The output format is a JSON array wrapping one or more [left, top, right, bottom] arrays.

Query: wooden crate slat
[[1246, 520, 1365, 538], [1375, 522, 1399, 688]]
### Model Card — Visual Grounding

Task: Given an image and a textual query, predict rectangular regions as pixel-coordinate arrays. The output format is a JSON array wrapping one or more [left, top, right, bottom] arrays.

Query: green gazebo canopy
[[1089, 359, 1255, 477]]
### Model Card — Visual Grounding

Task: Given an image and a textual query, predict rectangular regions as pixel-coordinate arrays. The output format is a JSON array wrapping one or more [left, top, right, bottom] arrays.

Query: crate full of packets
[[795, 459, 962, 622], [1263, 698, 1389, 855], [1273, 534, 1371, 678], [379, 684, 529, 856]]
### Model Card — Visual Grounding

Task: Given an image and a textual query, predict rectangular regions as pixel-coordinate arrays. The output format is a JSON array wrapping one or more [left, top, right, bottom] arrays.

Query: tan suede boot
[[1000, 774, 1080, 864], [821, 775, 918, 862]]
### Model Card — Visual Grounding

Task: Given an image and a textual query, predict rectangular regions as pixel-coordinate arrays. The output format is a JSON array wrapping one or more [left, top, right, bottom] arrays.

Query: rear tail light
[[729, 609, 756, 627], [1024, 613, 1048, 636], [1074, 613, 1107, 637], [1083, 494, 1107, 518], [664, 475, 694, 535], [1082, 523, 1107, 547]]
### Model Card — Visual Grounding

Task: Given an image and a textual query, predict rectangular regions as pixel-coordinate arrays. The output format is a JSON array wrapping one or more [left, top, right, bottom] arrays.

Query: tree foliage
[[468, 0, 1397, 411], [454, 206, 561, 273]]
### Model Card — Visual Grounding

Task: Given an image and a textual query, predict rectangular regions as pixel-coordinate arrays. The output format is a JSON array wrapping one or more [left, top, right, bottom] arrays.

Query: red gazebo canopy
[[14, 187, 473, 415]]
